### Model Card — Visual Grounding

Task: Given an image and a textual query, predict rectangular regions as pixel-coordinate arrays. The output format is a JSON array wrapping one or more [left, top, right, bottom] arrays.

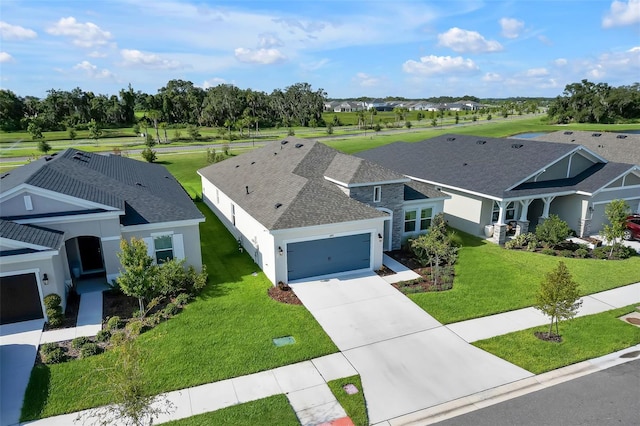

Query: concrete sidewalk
[[447, 282, 640, 342], [40, 291, 103, 344], [22, 354, 360, 426]]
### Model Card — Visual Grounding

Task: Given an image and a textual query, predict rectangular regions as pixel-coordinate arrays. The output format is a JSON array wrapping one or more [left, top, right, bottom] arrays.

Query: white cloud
[[300, 58, 329, 72], [437, 27, 502, 53], [73, 61, 114, 79], [588, 65, 606, 79], [0, 52, 13, 63], [47, 17, 112, 48], [258, 32, 283, 48], [402, 55, 479, 76], [88, 51, 108, 58], [523, 68, 549, 77], [354, 72, 380, 87], [602, 0, 640, 28], [482, 72, 502, 82], [120, 49, 182, 69], [554, 58, 568, 66], [201, 77, 227, 89], [499, 18, 524, 39], [0, 21, 37, 40], [538, 35, 553, 46], [234, 47, 286, 64], [628, 46, 640, 52]]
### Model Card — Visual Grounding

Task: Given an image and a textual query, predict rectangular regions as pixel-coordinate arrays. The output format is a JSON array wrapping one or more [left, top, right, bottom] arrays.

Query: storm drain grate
[[273, 336, 296, 347]]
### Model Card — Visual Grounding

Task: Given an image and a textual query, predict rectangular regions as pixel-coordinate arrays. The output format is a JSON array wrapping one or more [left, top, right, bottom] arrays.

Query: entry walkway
[[40, 291, 104, 344]]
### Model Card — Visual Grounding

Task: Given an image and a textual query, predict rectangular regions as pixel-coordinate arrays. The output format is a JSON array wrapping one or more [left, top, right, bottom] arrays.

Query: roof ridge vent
[[295, 143, 304, 148], [564, 131, 573, 135], [476, 140, 486, 145], [616, 134, 627, 139], [511, 143, 524, 149], [281, 140, 289, 145], [592, 133, 601, 137]]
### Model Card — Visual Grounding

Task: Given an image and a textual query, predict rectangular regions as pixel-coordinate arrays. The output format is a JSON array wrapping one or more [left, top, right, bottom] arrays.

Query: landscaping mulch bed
[[375, 265, 395, 277], [386, 250, 455, 293], [103, 290, 139, 320], [534, 331, 563, 343], [43, 290, 80, 331], [268, 286, 302, 305], [36, 338, 109, 366]]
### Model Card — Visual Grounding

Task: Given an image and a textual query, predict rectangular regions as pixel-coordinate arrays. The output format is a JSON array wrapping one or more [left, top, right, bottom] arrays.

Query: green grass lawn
[[21, 203, 337, 421], [164, 395, 299, 426], [327, 375, 368, 426], [408, 231, 640, 324], [474, 305, 640, 374]]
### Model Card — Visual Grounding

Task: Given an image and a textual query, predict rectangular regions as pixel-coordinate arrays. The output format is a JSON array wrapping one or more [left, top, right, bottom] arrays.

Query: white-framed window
[[24, 195, 33, 211], [153, 235, 174, 263], [231, 204, 236, 226], [373, 186, 381, 203], [420, 208, 433, 230], [404, 210, 417, 232], [492, 201, 516, 222]]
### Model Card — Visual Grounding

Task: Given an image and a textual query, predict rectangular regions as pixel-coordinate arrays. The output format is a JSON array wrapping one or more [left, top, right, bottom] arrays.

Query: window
[[404, 210, 417, 232], [231, 204, 236, 226], [153, 235, 173, 263], [492, 201, 516, 222], [420, 208, 433, 230], [24, 195, 33, 211], [373, 186, 381, 203]]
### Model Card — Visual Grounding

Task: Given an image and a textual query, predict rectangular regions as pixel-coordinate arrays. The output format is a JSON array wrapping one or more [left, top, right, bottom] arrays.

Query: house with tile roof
[[198, 138, 448, 284], [0, 149, 204, 325], [357, 134, 640, 244]]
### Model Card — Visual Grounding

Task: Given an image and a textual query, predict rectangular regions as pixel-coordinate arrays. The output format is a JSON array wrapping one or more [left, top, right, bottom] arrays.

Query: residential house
[[357, 134, 640, 244], [0, 149, 204, 325], [198, 138, 447, 284]]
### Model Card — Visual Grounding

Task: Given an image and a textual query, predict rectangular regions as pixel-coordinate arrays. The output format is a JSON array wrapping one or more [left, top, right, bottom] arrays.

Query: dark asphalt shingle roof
[[1, 149, 203, 225], [357, 134, 580, 198], [534, 131, 640, 165], [198, 138, 416, 230], [0, 219, 64, 251], [404, 180, 448, 201]]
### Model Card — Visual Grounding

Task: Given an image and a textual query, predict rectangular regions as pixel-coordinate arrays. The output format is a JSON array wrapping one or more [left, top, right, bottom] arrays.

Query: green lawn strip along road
[[327, 375, 368, 426], [473, 305, 640, 374]]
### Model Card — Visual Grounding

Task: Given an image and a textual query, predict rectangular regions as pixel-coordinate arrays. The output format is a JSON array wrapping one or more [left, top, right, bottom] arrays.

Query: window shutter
[[172, 234, 185, 260]]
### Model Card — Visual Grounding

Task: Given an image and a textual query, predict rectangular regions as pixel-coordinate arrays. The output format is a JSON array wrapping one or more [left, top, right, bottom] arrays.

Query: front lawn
[[473, 305, 640, 374], [21, 204, 337, 420], [407, 231, 640, 324]]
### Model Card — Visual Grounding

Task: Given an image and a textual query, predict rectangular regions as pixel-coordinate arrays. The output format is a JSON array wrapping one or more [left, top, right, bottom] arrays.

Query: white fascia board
[[405, 175, 501, 201], [0, 237, 54, 251], [13, 210, 123, 226], [323, 176, 409, 188], [403, 198, 447, 207], [121, 218, 205, 233], [0, 184, 121, 211], [269, 216, 385, 236], [505, 190, 579, 202], [0, 249, 59, 265], [591, 166, 639, 197]]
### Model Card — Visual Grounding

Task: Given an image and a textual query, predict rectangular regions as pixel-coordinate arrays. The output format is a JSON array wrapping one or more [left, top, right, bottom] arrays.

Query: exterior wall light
[[43, 273, 49, 285], [278, 246, 284, 256], [378, 233, 383, 242]]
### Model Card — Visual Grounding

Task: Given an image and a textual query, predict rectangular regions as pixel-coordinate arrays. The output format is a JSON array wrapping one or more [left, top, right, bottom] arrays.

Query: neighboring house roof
[[356, 134, 636, 200], [533, 130, 640, 165], [0, 149, 203, 225], [198, 138, 442, 231], [0, 219, 64, 256]]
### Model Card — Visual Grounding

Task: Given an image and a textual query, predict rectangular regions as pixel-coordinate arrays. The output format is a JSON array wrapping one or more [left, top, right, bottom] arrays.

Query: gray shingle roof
[[357, 134, 578, 198], [198, 138, 392, 230], [533, 131, 640, 165], [404, 180, 447, 201], [0, 219, 64, 250], [1, 149, 203, 225]]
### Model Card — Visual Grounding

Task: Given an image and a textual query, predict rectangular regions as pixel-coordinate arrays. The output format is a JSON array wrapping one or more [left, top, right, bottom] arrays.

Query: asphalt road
[[434, 358, 640, 426]]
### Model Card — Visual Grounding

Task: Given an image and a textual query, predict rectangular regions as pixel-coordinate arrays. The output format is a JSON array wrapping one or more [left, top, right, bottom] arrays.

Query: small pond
[[511, 132, 550, 139]]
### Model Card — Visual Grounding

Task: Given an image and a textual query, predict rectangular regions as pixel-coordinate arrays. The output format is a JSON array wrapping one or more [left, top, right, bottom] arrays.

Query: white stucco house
[[0, 149, 204, 325], [358, 133, 640, 244], [198, 138, 448, 285]]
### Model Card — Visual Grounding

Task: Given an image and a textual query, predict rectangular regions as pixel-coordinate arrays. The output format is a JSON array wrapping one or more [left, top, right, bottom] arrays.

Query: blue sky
[[1, 0, 638, 99]]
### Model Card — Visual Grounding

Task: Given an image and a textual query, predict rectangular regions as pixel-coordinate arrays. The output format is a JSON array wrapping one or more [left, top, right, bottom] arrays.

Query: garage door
[[0, 273, 43, 325], [287, 233, 371, 281]]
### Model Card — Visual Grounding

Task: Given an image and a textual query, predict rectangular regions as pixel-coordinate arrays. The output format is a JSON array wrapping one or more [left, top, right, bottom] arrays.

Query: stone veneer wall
[[347, 183, 405, 250]]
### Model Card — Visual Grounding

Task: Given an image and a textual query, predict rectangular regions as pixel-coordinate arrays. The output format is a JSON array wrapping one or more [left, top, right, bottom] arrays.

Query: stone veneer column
[[492, 224, 508, 245], [515, 220, 529, 236]]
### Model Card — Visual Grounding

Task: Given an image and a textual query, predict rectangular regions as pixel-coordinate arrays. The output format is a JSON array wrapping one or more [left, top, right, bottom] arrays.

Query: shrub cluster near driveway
[[473, 305, 640, 374], [21, 203, 338, 421], [408, 231, 640, 324]]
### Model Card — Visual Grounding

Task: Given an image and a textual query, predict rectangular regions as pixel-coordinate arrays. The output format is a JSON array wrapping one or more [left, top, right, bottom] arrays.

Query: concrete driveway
[[0, 319, 44, 426], [292, 273, 533, 424]]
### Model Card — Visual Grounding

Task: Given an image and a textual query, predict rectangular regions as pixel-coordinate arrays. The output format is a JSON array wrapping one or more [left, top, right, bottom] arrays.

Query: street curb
[[383, 344, 640, 426]]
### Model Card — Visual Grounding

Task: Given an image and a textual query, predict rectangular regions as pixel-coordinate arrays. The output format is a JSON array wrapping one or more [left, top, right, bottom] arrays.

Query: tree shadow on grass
[[20, 362, 50, 422]]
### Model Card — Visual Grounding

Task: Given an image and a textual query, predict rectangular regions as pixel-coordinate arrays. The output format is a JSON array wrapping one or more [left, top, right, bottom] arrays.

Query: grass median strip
[[21, 203, 337, 421], [327, 375, 368, 426], [473, 305, 640, 374]]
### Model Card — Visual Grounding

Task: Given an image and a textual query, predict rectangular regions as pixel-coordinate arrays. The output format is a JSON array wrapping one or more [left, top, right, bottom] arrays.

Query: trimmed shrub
[[41, 343, 66, 364], [535, 215, 571, 247], [541, 248, 556, 256], [125, 319, 145, 337], [71, 336, 91, 349], [40, 342, 59, 355], [575, 248, 589, 258], [46, 307, 63, 328], [174, 293, 190, 307], [80, 343, 101, 358], [163, 302, 179, 317], [43, 294, 62, 310], [96, 329, 111, 343], [593, 244, 637, 260], [560, 250, 574, 258], [106, 316, 123, 331]]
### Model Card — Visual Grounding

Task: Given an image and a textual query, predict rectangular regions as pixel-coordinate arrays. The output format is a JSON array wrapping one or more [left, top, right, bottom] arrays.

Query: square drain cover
[[273, 336, 296, 347]]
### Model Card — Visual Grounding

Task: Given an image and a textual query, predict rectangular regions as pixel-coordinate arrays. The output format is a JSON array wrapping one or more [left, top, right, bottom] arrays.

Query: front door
[[78, 236, 104, 273]]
